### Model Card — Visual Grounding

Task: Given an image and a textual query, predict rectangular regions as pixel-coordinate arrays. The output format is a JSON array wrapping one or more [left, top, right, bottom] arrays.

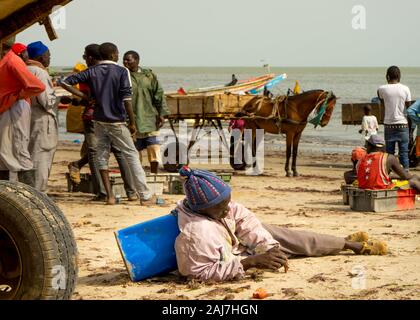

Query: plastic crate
[[110, 175, 164, 197], [349, 188, 417, 212], [66, 173, 164, 196], [66, 172, 96, 193], [218, 172, 232, 184], [341, 184, 357, 205], [168, 177, 184, 195]]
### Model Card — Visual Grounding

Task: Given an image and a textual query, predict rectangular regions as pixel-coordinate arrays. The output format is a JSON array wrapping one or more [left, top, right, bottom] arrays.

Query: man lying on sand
[[174, 166, 387, 282]]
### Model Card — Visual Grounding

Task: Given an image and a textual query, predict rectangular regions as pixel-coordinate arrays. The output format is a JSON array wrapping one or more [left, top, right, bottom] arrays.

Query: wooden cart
[[341, 101, 415, 125], [163, 93, 257, 171]]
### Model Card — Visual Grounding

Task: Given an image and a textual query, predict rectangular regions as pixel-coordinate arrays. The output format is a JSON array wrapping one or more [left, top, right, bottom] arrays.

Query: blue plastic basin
[[114, 212, 180, 282]]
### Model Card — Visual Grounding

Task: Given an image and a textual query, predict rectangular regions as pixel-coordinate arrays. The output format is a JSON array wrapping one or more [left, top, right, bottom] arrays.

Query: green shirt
[[130, 68, 169, 134]]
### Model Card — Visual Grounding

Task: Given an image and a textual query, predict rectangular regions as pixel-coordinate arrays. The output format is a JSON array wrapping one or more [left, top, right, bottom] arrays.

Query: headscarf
[[27, 41, 49, 59], [351, 147, 367, 162], [11, 43, 27, 55]]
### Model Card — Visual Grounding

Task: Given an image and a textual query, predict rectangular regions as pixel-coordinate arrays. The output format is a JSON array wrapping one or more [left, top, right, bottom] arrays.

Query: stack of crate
[[67, 171, 234, 196]]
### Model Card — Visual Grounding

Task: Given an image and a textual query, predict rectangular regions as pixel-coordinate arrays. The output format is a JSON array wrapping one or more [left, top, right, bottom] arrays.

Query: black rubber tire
[[0, 181, 78, 300]]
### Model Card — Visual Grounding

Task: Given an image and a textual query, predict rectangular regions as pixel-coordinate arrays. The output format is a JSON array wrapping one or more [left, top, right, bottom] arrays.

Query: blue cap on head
[[179, 166, 231, 211], [367, 134, 385, 148], [27, 41, 49, 59]]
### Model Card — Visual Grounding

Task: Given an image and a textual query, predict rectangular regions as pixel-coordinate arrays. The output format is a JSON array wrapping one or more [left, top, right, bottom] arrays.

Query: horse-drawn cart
[[163, 93, 258, 172], [162, 90, 337, 175]]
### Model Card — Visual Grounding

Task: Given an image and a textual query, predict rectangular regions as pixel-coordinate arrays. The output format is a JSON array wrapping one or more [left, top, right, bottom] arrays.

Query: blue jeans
[[384, 126, 409, 169]]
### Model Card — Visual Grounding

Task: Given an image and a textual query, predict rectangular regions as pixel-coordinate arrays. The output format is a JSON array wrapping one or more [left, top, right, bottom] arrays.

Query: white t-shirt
[[378, 83, 411, 125], [361, 115, 378, 136]]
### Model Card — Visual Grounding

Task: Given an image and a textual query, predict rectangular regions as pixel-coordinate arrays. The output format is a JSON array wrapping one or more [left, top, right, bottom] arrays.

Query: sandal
[[68, 163, 81, 184], [346, 231, 369, 243], [359, 240, 388, 255]]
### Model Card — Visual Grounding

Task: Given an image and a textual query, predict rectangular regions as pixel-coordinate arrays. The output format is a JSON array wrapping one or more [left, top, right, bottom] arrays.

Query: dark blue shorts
[[134, 136, 159, 151]]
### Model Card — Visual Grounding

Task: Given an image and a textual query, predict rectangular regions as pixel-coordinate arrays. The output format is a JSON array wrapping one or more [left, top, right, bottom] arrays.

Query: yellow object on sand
[[293, 80, 301, 94], [360, 240, 388, 255], [346, 231, 369, 243]]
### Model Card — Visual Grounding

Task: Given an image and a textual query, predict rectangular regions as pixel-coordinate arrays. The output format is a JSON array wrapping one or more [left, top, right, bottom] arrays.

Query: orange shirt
[[0, 50, 45, 114], [357, 152, 394, 190]]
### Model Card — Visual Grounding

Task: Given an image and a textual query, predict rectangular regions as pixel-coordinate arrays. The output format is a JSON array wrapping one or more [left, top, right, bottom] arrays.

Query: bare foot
[[106, 197, 116, 205]]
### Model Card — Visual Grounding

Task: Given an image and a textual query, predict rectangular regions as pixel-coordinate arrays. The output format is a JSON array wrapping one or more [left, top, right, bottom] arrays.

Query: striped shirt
[[63, 61, 132, 123]]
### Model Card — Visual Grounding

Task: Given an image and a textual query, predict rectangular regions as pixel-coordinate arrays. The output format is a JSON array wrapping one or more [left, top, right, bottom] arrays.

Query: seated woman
[[174, 166, 387, 282], [356, 134, 420, 191]]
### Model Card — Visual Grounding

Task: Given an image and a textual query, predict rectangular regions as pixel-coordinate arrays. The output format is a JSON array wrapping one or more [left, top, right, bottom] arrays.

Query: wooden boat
[[166, 74, 276, 97], [247, 73, 288, 94]]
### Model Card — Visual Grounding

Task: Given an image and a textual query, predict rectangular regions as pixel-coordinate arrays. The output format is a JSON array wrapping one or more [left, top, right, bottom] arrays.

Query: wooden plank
[[342, 101, 416, 125], [0, 0, 36, 21], [0, 0, 72, 42], [166, 93, 255, 118]]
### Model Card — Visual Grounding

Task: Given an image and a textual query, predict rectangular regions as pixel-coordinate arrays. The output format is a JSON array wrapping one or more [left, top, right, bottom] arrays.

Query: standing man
[[61, 42, 154, 205], [407, 100, 420, 166], [69, 44, 138, 201], [377, 66, 411, 170], [26, 41, 59, 192], [123, 51, 169, 174], [0, 41, 45, 185]]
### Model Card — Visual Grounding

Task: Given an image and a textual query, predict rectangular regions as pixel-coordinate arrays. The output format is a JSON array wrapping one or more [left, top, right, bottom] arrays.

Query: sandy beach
[[46, 142, 420, 300]]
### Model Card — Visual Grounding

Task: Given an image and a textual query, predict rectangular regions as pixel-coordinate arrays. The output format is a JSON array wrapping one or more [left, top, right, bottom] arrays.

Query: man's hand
[[241, 247, 289, 272], [156, 116, 166, 129], [128, 123, 137, 138]]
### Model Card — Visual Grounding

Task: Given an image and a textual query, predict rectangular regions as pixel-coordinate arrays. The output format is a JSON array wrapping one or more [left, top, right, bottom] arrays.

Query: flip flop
[[346, 231, 369, 243], [359, 240, 388, 255]]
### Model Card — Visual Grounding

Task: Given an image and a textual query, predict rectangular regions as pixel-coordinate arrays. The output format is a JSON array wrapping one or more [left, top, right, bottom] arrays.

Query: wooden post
[[40, 16, 58, 41]]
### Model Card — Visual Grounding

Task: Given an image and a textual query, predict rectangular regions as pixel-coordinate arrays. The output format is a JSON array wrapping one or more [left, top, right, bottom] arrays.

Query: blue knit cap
[[179, 166, 231, 211], [27, 41, 49, 59]]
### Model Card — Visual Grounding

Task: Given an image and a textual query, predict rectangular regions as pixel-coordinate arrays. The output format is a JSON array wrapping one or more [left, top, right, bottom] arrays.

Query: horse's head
[[319, 91, 337, 127]]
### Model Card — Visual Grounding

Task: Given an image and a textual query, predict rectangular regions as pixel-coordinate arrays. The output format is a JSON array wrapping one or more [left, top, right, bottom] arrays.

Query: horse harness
[[241, 91, 334, 129]]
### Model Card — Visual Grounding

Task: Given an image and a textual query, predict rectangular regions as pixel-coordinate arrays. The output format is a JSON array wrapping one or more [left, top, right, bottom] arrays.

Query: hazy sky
[[16, 0, 420, 67]]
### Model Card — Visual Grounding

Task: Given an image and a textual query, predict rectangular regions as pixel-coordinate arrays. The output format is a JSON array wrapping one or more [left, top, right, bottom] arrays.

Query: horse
[[236, 90, 337, 176]]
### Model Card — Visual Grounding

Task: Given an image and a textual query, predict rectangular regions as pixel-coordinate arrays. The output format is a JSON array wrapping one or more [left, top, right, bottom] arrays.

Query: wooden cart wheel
[[162, 142, 189, 173]]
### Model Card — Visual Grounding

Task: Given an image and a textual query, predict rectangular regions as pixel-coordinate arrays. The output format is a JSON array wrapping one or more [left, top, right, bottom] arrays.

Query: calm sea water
[[57, 67, 420, 153]]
